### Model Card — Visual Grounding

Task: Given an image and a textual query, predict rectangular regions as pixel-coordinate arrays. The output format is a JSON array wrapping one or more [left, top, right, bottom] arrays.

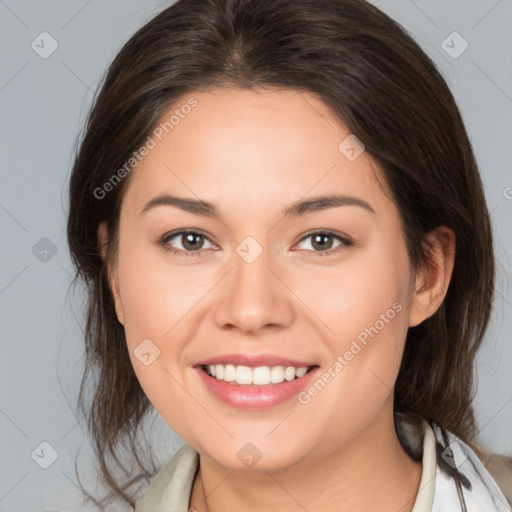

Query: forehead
[[121, 87, 391, 217]]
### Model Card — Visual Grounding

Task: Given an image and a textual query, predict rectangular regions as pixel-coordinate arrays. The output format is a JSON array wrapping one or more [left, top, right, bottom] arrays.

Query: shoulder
[[396, 411, 512, 512], [135, 443, 199, 512], [430, 423, 511, 512]]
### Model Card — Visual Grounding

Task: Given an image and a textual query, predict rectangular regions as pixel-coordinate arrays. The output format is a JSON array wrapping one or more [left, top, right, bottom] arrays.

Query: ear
[[408, 226, 456, 327], [97, 222, 125, 326]]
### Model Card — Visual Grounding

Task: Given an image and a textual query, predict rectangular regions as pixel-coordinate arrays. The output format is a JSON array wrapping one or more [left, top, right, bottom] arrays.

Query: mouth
[[195, 362, 320, 410], [200, 363, 318, 387]]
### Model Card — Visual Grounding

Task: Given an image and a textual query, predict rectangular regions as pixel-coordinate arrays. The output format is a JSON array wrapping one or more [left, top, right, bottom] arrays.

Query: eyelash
[[157, 229, 353, 258]]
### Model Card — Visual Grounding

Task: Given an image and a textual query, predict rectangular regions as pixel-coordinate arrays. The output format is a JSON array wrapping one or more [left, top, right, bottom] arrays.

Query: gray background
[[0, 0, 511, 510]]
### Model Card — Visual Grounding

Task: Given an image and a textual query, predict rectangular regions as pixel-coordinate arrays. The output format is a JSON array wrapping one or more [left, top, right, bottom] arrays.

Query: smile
[[196, 364, 320, 409], [202, 364, 314, 386]]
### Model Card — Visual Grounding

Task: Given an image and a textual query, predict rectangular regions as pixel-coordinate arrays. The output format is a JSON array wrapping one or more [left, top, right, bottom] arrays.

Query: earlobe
[[408, 226, 456, 327], [110, 274, 125, 326], [97, 222, 125, 326]]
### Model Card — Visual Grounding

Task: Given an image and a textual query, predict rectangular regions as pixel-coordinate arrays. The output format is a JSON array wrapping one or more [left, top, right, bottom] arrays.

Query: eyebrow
[[140, 193, 375, 218]]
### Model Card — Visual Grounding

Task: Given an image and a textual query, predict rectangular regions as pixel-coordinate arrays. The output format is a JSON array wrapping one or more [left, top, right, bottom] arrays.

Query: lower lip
[[195, 366, 319, 410]]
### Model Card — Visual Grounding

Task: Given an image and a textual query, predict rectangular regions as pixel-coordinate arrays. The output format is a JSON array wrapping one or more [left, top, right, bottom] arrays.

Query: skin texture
[[98, 87, 455, 512]]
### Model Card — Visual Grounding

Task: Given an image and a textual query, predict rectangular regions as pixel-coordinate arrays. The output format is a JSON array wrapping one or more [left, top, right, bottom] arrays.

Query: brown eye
[[159, 230, 215, 256], [294, 230, 353, 255], [310, 233, 335, 251], [178, 232, 205, 251]]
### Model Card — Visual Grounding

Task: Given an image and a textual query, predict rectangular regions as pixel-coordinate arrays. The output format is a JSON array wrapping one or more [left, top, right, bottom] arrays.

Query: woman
[[66, 0, 512, 510]]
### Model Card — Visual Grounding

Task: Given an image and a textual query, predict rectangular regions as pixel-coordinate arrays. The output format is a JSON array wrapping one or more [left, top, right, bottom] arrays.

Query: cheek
[[297, 238, 411, 409], [115, 250, 200, 429], [294, 241, 411, 348], [114, 241, 217, 415], [116, 239, 206, 343]]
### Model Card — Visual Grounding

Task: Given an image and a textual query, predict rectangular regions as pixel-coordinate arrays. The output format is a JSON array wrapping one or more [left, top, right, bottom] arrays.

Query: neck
[[190, 408, 422, 512]]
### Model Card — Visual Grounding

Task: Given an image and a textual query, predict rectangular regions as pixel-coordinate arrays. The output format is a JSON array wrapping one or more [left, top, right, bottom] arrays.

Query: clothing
[[134, 414, 511, 511]]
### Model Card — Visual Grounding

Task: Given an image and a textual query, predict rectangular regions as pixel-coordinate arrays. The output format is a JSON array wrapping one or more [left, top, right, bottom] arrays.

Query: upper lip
[[194, 354, 318, 368]]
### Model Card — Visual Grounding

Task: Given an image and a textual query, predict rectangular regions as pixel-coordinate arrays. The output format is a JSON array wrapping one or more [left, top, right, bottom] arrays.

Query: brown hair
[[66, 0, 507, 508]]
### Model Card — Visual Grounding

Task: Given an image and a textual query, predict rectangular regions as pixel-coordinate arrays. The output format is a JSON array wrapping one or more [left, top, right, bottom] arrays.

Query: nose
[[212, 243, 295, 335]]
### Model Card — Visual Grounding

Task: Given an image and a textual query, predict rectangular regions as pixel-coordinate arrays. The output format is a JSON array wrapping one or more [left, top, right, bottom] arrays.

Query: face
[[104, 87, 422, 471]]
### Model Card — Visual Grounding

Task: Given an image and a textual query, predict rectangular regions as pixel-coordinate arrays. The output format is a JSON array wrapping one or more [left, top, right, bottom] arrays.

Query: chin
[[199, 438, 313, 474]]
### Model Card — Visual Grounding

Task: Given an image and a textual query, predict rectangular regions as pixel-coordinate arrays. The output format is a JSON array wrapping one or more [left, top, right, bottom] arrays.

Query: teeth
[[205, 364, 311, 386], [224, 364, 236, 382], [253, 366, 270, 385], [295, 367, 308, 377], [236, 365, 252, 385], [214, 364, 224, 380]]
